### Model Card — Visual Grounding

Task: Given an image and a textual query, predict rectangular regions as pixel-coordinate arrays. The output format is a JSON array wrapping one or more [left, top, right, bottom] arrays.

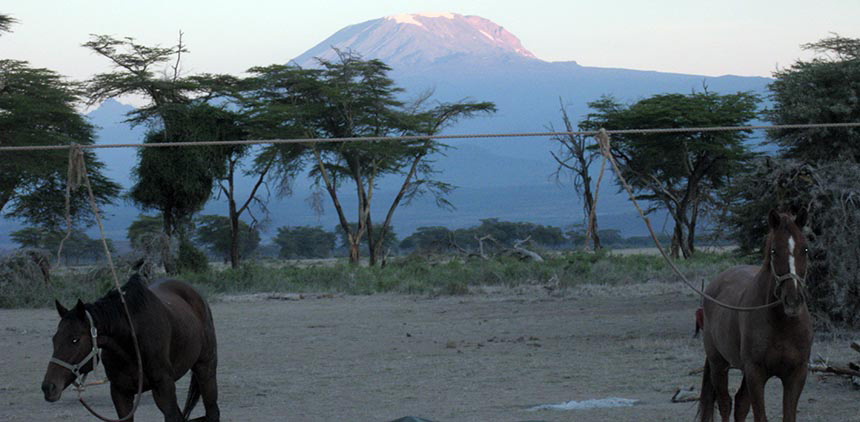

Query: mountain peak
[[293, 13, 537, 68], [384, 12, 456, 26]]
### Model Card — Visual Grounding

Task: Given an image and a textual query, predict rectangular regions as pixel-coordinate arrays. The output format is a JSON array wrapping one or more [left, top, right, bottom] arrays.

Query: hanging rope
[[55, 145, 146, 421], [594, 129, 781, 312], [55, 145, 86, 268]]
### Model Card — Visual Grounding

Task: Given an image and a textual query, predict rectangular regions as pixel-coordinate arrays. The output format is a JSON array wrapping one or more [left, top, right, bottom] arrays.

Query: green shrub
[[177, 240, 209, 273]]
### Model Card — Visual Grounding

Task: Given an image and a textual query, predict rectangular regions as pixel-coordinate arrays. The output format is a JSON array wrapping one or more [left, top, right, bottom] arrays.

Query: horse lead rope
[[63, 145, 145, 421], [593, 130, 783, 312]]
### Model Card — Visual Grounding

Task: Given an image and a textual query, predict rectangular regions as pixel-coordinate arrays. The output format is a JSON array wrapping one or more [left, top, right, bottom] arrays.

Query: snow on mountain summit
[[385, 12, 456, 26], [293, 12, 537, 68]]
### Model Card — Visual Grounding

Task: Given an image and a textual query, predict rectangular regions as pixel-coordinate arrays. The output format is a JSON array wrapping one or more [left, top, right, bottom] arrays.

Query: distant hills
[[0, 13, 773, 249]]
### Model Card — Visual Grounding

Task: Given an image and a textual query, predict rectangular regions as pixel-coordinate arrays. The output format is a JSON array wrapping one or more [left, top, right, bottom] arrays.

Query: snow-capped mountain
[[293, 13, 537, 68]]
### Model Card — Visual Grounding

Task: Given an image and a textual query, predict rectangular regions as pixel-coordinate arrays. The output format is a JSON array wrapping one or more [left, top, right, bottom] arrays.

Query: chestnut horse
[[698, 209, 812, 422], [42, 275, 219, 422]]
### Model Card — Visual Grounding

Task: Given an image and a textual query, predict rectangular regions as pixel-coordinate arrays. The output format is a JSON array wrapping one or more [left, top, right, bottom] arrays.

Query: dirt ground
[[2, 282, 858, 422]]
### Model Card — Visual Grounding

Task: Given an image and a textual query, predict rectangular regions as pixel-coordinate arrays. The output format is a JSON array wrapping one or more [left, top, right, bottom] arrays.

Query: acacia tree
[[274, 226, 335, 259], [84, 34, 234, 273], [195, 215, 260, 261], [306, 52, 493, 265], [768, 35, 860, 162], [246, 53, 494, 265], [584, 91, 758, 258], [549, 98, 601, 250], [1, 19, 119, 230]]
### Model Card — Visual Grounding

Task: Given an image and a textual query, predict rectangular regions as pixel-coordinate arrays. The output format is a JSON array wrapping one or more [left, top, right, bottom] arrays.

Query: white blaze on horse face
[[788, 236, 797, 289]]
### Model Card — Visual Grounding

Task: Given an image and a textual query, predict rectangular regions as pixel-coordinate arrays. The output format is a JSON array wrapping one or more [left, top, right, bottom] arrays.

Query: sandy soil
[[2, 283, 858, 422]]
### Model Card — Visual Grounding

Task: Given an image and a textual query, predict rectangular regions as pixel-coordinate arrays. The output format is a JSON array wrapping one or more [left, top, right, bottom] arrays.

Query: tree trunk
[[312, 148, 359, 265], [678, 213, 693, 259], [671, 223, 682, 259], [348, 241, 361, 264], [161, 212, 177, 275], [583, 186, 602, 251], [227, 161, 241, 269], [366, 211, 377, 266], [687, 198, 699, 257], [229, 201, 240, 269]]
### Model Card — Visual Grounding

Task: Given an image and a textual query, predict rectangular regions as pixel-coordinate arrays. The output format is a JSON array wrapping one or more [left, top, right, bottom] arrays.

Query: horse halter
[[49, 310, 100, 390], [769, 249, 807, 298]]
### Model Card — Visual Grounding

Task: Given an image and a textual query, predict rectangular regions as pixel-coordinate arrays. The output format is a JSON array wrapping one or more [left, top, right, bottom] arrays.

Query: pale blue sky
[[1, 1, 857, 84]]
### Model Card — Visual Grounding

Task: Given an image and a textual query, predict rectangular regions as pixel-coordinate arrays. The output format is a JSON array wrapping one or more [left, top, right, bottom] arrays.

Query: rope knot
[[67, 144, 86, 192], [596, 128, 611, 157]]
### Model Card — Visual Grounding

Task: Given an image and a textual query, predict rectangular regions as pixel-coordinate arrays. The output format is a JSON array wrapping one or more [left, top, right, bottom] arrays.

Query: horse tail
[[696, 359, 715, 422], [181, 373, 201, 421]]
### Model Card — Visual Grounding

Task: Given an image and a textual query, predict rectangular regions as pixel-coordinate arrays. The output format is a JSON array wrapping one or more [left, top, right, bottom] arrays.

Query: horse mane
[[85, 274, 152, 336]]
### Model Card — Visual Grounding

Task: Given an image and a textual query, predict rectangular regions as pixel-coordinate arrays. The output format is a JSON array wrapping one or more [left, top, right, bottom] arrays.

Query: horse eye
[[72, 337, 79, 344]]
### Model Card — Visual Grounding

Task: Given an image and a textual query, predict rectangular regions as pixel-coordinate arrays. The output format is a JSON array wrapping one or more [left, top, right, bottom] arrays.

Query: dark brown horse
[[698, 209, 812, 422], [42, 275, 220, 422]]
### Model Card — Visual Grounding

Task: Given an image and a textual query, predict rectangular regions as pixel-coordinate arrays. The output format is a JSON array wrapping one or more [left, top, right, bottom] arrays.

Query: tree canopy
[[583, 91, 759, 257], [0, 59, 119, 228], [195, 215, 260, 260], [273, 226, 335, 259], [768, 35, 860, 163]]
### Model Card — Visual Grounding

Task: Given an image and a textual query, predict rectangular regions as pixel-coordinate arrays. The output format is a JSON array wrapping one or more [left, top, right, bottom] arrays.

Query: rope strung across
[[591, 129, 782, 312], [1, 122, 860, 152], [56, 145, 146, 422]]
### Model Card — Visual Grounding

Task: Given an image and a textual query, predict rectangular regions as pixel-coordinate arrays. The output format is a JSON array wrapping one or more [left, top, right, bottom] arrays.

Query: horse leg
[[193, 359, 220, 422], [110, 384, 136, 422], [150, 375, 184, 422], [698, 359, 716, 422], [743, 365, 768, 422], [709, 360, 733, 422], [781, 365, 808, 422], [734, 376, 750, 421]]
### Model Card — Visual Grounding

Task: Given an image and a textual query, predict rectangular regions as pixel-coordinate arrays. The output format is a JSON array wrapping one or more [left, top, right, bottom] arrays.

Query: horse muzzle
[[778, 284, 806, 318], [41, 381, 62, 402]]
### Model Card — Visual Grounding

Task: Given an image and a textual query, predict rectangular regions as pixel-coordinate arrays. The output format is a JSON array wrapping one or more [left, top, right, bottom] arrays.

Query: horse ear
[[55, 300, 68, 317], [795, 207, 808, 228], [74, 299, 86, 318], [768, 208, 782, 230]]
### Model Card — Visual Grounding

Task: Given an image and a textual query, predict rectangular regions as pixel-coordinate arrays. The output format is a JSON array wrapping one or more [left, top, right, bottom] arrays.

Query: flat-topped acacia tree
[[246, 51, 495, 265]]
